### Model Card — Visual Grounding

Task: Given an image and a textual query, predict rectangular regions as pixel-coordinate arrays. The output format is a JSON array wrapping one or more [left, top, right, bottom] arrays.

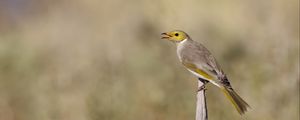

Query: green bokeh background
[[0, 0, 299, 120]]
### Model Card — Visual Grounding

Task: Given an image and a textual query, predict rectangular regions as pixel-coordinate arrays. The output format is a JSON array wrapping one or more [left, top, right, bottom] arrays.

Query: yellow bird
[[161, 30, 250, 115]]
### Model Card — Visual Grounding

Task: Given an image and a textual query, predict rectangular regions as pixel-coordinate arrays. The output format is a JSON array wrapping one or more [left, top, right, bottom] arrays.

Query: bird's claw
[[197, 85, 207, 92]]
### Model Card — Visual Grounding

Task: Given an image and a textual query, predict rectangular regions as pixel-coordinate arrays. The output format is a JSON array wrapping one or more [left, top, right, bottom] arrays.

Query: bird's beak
[[161, 32, 171, 39]]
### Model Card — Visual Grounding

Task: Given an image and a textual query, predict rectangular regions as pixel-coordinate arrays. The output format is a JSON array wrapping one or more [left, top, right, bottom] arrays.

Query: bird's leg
[[197, 78, 209, 92], [197, 85, 206, 92]]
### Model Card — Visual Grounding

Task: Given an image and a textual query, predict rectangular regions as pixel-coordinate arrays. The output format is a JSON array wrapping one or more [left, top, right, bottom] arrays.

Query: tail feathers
[[221, 87, 250, 115]]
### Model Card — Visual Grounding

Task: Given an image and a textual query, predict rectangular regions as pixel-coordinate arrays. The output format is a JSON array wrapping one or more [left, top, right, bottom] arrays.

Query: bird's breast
[[176, 39, 189, 62]]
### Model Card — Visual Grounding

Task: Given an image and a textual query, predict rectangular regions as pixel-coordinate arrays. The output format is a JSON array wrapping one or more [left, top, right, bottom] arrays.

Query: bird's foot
[[197, 78, 209, 92], [197, 84, 207, 92]]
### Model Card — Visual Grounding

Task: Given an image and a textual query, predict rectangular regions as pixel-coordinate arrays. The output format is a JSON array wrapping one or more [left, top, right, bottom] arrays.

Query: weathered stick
[[196, 78, 208, 120]]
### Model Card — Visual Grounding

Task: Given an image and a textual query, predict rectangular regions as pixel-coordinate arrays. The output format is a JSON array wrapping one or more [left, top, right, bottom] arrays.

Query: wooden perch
[[196, 78, 208, 120]]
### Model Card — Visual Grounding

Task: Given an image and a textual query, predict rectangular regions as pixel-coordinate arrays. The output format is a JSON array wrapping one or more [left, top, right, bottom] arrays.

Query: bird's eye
[[175, 33, 179, 36]]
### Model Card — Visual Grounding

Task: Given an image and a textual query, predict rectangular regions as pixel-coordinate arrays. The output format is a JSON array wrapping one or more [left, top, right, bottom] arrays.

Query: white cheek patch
[[178, 38, 188, 44]]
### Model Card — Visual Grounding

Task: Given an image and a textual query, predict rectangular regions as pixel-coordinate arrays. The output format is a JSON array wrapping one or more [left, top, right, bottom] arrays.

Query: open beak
[[161, 32, 171, 39]]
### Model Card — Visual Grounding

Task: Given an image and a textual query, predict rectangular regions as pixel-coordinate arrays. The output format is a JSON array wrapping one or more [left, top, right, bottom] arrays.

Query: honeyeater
[[161, 30, 250, 115]]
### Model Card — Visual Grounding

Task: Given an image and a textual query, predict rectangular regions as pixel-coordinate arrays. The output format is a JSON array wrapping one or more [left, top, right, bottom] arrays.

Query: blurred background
[[0, 0, 299, 120]]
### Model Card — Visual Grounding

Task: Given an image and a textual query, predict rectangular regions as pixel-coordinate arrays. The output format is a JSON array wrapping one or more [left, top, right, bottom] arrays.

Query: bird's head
[[161, 30, 189, 42]]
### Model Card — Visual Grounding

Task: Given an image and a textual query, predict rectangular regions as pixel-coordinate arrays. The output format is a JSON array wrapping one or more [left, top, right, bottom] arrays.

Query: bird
[[161, 30, 250, 115]]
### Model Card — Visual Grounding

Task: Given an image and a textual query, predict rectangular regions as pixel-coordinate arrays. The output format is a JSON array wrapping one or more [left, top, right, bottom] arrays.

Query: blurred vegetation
[[0, 0, 299, 120]]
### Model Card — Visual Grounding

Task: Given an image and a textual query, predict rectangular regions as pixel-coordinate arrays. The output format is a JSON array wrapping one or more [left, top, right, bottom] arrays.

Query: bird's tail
[[221, 87, 250, 115]]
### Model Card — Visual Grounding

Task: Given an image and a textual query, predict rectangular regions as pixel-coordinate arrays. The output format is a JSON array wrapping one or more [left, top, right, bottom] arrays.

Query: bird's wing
[[204, 54, 232, 87], [180, 40, 230, 87], [182, 62, 214, 80], [182, 62, 222, 87]]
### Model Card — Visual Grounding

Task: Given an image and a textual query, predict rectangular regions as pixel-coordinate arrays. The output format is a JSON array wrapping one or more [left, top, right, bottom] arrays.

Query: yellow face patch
[[161, 30, 188, 42]]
